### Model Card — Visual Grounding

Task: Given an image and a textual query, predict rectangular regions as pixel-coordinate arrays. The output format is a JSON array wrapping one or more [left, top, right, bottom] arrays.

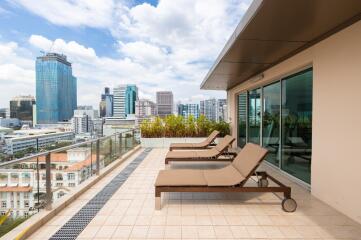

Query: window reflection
[[281, 68, 312, 183], [248, 88, 261, 144], [262, 82, 281, 166]]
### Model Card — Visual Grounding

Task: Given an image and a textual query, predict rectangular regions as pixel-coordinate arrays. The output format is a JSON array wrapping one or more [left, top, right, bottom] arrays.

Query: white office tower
[[135, 99, 157, 123], [71, 108, 98, 134], [216, 99, 227, 122], [156, 91, 173, 117], [113, 85, 127, 118]]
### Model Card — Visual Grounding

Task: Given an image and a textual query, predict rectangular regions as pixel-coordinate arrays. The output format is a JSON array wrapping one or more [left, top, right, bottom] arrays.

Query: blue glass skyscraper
[[36, 53, 77, 123], [125, 85, 138, 115]]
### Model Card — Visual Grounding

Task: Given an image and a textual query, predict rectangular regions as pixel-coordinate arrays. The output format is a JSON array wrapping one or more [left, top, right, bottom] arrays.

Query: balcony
[[0, 130, 139, 238], [2, 146, 361, 239]]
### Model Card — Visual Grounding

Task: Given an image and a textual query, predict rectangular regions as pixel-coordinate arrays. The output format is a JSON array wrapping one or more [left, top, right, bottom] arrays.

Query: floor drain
[[49, 148, 151, 240]]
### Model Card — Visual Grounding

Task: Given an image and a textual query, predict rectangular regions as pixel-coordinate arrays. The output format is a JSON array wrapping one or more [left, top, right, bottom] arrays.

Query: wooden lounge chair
[[165, 135, 236, 164], [155, 143, 297, 212], [169, 130, 220, 151]]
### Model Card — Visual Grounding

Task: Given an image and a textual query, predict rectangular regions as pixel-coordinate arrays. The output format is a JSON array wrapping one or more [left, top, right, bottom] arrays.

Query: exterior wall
[[227, 21, 361, 224]]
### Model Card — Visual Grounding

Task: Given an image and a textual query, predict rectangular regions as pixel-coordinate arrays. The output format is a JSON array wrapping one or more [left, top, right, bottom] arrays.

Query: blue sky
[[0, 0, 251, 108]]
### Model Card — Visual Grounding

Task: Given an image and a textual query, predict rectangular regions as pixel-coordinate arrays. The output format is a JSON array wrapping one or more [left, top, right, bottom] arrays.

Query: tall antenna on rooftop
[[39, 41, 55, 56]]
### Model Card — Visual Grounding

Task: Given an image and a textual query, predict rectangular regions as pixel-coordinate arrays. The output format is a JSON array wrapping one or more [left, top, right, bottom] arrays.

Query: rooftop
[[11, 148, 361, 239]]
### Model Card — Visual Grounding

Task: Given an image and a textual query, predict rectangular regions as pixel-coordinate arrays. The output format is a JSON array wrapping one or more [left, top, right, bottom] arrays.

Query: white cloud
[[1, 0, 252, 108], [0, 41, 35, 106], [11, 0, 115, 28]]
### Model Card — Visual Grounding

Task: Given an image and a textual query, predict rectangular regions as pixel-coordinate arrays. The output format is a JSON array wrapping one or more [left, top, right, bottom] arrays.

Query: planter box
[[140, 137, 219, 148]]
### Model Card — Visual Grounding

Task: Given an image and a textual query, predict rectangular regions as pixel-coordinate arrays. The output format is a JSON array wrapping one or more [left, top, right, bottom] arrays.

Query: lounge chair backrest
[[205, 130, 220, 143], [232, 143, 268, 177], [215, 135, 234, 152]]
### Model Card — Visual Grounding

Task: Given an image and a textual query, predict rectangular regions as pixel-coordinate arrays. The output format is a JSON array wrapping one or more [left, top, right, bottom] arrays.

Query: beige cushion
[[204, 165, 245, 186], [196, 148, 219, 158], [166, 148, 219, 159], [169, 130, 220, 149], [215, 135, 234, 152], [155, 169, 207, 186], [170, 143, 195, 148], [232, 143, 268, 178], [166, 151, 197, 159]]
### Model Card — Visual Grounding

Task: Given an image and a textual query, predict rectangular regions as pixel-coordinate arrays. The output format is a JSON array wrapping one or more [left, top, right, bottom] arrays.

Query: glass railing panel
[[0, 130, 139, 237]]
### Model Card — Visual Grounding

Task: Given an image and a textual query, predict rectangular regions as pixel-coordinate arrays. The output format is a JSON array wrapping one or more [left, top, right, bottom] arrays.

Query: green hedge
[[140, 115, 230, 138]]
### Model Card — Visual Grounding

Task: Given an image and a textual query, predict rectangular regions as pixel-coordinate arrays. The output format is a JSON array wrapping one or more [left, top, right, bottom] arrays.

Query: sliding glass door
[[248, 88, 261, 144], [238, 93, 247, 148], [281, 68, 312, 184], [262, 82, 281, 166], [237, 68, 313, 184]]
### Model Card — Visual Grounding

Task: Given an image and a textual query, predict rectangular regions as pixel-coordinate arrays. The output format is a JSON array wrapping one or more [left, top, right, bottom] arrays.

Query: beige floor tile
[[197, 226, 216, 239], [213, 226, 233, 238], [77, 225, 100, 238], [182, 226, 198, 239], [164, 225, 182, 238], [111, 225, 133, 238], [130, 225, 149, 238], [26, 149, 361, 240], [147, 225, 165, 238], [246, 226, 268, 238], [95, 225, 117, 238], [230, 225, 250, 238]]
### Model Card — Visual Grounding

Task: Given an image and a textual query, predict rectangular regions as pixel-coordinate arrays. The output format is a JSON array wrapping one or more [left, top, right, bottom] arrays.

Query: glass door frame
[[235, 66, 312, 187], [236, 91, 248, 147]]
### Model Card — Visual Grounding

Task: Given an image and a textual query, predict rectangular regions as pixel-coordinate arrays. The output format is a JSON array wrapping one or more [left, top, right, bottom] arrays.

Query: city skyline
[[0, 0, 252, 108]]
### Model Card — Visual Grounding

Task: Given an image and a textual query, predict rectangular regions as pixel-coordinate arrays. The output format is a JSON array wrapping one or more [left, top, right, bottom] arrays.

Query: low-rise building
[[4, 131, 74, 154], [0, 118, 21, 128], [0, 147, 98, 218]]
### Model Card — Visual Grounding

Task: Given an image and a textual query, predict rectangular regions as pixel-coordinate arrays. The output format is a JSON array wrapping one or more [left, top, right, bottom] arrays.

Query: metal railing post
[[96, 139, 100, 175], [114, 133, 117, 156], [119, 133, 122, 154], [109, 137, 113, 158], [45, 153, 52, 210], [125, 132, 128, 150], [132, 129, 135, 146]]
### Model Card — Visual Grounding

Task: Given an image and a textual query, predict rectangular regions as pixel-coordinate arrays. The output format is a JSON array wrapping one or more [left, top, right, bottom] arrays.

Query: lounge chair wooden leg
[[155, 188, 161, 210]]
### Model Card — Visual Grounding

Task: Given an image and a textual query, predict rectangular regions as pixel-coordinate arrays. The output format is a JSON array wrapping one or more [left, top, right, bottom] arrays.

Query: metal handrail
[[0, 129, 136, 168]]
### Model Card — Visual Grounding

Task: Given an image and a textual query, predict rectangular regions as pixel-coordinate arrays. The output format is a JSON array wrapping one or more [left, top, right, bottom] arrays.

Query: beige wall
[[227, 20, 361, 224]]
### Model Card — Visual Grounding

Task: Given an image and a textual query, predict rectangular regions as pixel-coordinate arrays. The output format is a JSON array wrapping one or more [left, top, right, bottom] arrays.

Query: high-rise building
[[113, 85, 138, 119], [177, 103, 200, 119], [99, 100, 106, 118], [200, 98, 217, 121], [125, 85, 138, 115], [113, 85, 127, 118], [200, 101, 205, 116], [156, 91, 173, 117], [36, 53, 77, 123], [135, 99, 156, 123], [199, 98, 227, 122], [216, 99, 227, 122], [10, 95, 36, 121], [100, 87, 113, 117], [71, 107, 98, 134]]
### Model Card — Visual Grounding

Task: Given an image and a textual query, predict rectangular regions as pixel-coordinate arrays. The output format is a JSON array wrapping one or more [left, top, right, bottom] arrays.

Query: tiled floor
[[28, 148, 361, 239]]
